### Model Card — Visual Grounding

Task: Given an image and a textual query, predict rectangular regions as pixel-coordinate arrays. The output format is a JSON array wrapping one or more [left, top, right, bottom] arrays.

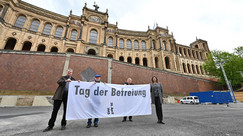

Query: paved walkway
[[0, 104, 243, 136]]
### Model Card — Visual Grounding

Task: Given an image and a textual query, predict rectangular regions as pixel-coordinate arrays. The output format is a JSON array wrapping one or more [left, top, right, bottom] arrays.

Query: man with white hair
[[43, 68, 78, 132]]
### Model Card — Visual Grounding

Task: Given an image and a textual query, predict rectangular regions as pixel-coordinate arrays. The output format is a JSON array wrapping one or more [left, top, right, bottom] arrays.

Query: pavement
[[0, 104, 243, 136]]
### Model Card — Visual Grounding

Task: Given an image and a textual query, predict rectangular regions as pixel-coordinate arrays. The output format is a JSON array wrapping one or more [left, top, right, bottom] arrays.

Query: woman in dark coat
[[150, 76, 165, 124]]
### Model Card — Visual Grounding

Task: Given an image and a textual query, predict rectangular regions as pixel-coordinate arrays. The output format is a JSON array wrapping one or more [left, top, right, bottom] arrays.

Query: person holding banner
[[150, 76, 165, 124], [86, 74, 102, 128], [122, 78, 134, 122], [43, 68, 78, 132]]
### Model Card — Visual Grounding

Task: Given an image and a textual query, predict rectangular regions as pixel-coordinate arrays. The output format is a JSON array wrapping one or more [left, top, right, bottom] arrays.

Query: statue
[[93, 2, 99, 11], [84, 2, 87, 8]]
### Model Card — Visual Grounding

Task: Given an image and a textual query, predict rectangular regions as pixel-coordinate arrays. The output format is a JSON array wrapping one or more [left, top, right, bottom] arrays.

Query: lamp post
[[216, 61, 236, 102]]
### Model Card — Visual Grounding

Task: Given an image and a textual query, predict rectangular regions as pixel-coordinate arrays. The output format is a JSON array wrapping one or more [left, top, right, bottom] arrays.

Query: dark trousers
[[87, 118, 99, 125], [155, 97, 163, 121], [48, 91, 68, 127], [123, 116, 132, 120]]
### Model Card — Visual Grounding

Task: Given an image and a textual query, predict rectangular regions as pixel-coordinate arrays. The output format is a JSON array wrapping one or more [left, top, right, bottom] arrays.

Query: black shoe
[[94, 124, 98, 127], [129, 119, 133, 122], [86, 124, 91, 128], [61, 125, 66, 130], [122, 119, 126, 122], [43, 126, 53, 132], [157, 120, 165, 124]]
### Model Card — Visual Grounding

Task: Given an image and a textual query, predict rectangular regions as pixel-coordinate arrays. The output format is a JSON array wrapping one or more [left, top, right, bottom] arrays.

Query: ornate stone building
[[0, 0, 210, 77]]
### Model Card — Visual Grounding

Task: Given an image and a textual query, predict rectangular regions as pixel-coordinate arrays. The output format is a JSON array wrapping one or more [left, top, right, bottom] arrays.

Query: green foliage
[[203, 47, 243, 87]]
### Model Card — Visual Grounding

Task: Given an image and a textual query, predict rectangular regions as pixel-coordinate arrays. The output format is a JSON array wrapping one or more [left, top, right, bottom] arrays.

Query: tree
[[233, 46, 243, 58], [203, 48, 243, 88]]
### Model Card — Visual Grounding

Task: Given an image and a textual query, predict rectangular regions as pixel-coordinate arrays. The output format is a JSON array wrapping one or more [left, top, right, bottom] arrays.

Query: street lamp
[[215, 61, 236, 103]]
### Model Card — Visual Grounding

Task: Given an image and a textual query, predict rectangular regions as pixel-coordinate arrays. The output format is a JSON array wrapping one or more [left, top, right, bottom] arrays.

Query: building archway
[[187, 64, 191, 73], [67, 48, 74, 53], [107, 54, 113, 58], [119, 56, 124, 61], [51, 47, 58, 52], [135, 57, 139, 65], [182, 63, 187, 73], [127, 57, 132, 63], [143, 58, 148, 67], [22, 41, 32, 51], [155, 57, 159, 68], [4, 38, 17, 50], [87, 49, 96, 55], [37, 44, 45, 52], [165, 57, 170, 69]]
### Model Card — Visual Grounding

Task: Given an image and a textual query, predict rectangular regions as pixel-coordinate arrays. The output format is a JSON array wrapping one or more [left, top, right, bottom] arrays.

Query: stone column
[[159, 37, 162, 50], [103, 26, 107, 45], [78, 21, 84, 41], [64, 25, 69, 40], [115, 35, 118, 48]]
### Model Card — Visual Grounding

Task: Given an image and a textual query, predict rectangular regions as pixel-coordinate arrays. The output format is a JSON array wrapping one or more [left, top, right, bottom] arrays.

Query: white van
[[180, 96, 199, 104]]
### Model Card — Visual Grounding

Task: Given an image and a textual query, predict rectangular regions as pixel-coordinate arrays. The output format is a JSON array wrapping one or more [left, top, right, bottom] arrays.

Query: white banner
[[66, 81, 151, 120]]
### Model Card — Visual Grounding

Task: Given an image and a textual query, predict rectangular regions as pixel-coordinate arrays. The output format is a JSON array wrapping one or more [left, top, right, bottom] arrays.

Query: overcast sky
[[22, 0, 243, 53]]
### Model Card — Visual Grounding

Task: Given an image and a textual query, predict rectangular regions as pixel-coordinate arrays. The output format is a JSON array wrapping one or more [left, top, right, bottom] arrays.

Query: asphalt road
[[0, 104, 242, 136]]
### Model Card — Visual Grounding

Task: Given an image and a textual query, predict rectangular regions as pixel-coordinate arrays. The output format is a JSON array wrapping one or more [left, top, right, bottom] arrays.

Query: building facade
[[0, 0, 210, 77]]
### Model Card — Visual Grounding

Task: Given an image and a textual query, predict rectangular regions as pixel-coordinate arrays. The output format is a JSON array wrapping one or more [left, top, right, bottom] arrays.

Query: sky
[[22, 0, 243, 53]]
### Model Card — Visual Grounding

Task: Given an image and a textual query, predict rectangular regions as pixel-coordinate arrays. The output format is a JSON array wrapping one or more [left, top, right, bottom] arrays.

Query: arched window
[[87, 49, 96, 55], [191, 64, 195, 74], [143, 58, 147, 67], [196, 65, 200, 74], [188, 49, 191, 57], [14, 15, 26, 28], [0, 5, 3, 14], [42, 23, 52, 35], [152, 40, 156, 49], [89, 29, 98, 44], [192, 50, 195, 58], [155, 57, 159, 68], [184, 48, 187, 57], [141, 41, 146, 51], [70, 30, 78, 41], [182, 63, 186, 73], [4, 38, 17, 50], [135, 57, 140, 65], [179, 47, 182, 56], [108, 37, 113, 47], [195, 45, 199, 48], [55, 26, 63, 38], [67, 48, 74, 53], [126, 40, 131, 50], [196, 51, 199, 59], [127, 57, 132, 63], [187, 64, 191, 73], [51, 47, 58, 52], [22, 41, 32, 51], [119, 39, 124, 49], [29, 20, 40, 32], [200, 66, 204, 75], [163, 41, 166, 50], [107, 54, 113, 58], [37, 44, 45, 52], [119, 56, 124, 61], [165, 57, 170, 69], [200, 52, 203, 60], [134, 40, 139, 50]]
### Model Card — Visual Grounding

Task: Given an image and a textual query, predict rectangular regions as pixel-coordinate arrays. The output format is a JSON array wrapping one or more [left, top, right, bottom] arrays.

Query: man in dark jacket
[[43, 68, 77, 132]]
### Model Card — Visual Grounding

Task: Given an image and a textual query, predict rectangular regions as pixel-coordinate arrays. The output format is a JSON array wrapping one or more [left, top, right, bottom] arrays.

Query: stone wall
[[0, 50, 221, 94]]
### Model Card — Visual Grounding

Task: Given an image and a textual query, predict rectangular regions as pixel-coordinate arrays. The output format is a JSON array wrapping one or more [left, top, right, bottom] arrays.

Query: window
[[70, 30, 78, 41], [141, 41, 146, 50], [119, 39, 124, 49], [4, 38, 17, 50], [127, 57, 132, 63], [134, 40, 139, 50], [14, 15, 26, 28], [119, 56, 124, 61], [89, 30, 97, 44], [29, 20, 40, 32], [135, 57, 140, 65], [143, 58, 147, 66], [182, 63, 186, 73], [165, 57, 170, 69], [126, 40, 131, 49], [42, 23, 52, 35], [152, 40, 156, 49], [155, 57, 159, 68], [55, 27, 63, 38], [67, 48, 74, 53], [163, 41, 166, 50], [108, 37, 113, 47]]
